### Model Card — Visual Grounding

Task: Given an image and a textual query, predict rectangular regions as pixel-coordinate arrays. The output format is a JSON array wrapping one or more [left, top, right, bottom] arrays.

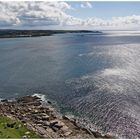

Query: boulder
[[41, 115, 49, 121], [64, 131, 72, 136], [49, 120, 65, 132], [61, 125, 69, 132], [17, 96, 40, 103], [1, 99, 8, 103], [43, 121, 50, 126], [62, 115, 69, 120], [47, 101, 52, 104], [35, 126, 46, 135]]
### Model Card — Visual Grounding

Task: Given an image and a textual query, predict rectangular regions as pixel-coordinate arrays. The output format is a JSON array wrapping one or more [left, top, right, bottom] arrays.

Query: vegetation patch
[[0, 116, 40, 138]]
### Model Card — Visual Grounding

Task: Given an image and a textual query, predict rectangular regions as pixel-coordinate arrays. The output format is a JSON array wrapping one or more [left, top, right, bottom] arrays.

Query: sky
[[0, 1, 140, 30]]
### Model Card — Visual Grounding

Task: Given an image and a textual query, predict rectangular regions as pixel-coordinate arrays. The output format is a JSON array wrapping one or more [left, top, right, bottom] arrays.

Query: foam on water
[[32, 93, 47, 102]]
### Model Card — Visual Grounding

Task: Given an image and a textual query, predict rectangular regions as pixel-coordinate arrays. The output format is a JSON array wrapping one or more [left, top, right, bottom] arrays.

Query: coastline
[[0, 95, 116, 139], [0, 30, 102, 39]]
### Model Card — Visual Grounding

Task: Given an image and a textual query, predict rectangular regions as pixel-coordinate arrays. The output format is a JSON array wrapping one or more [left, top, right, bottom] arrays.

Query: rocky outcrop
[[0, 95, 115, 138]]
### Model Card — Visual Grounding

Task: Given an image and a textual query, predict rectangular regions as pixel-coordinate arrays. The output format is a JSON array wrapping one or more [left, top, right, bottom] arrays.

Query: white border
[[0, 138, 135, 140], [1, 0, 140, 1], [0, 0, 140, 140]]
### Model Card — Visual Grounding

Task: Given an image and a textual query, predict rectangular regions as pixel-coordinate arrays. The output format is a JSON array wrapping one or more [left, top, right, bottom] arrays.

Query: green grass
[[0, 116, 41, 138]]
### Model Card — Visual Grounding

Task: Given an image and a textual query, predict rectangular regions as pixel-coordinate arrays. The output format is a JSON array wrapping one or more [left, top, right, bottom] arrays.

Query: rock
[[50, 120, 65, 126], [35, 126, 46, 135], [23, 124, 26, 126], [51, 127, 57, 132], [22, 135, 27, 138], [36, 120, 43, 124], [54, 124, 63, 130], [43, 121, 50, 126], [62, 115, 69, 120], [0, 95, 101, 138], [1, 99, 8, 102], [34, 110, 39, 113], [18, 124, 22, 128], [48, 107, 54, 112], [47, 101, 52, 104], [10, 110, 15, 115], [25, 131, 30, 135], [28, 108, 32, 111], [41, 115, 49, 121], [21, 120, 26, 123], [46, 127, 54, 133], [91, 131, 102, 138], [104, 133, 116, 139], [26, 123, 35, 131], [6, 122, 16, 128], [49, 120, 65, 132], [50, 121, 58, 127], [37, 124, 43, 127], [61, 125, 69, 132], [64, 131, 72, 136], [81, 127, 93, 135], [28, 102, 41, 106], [17, 96, 40, 103]]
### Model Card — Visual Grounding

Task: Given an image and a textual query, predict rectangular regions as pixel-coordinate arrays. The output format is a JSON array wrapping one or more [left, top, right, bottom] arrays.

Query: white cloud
[[0, 1, 79, 27], [85, 15, 140, 28], [80, 2, 92, 9], [0, 1, 140, 30]]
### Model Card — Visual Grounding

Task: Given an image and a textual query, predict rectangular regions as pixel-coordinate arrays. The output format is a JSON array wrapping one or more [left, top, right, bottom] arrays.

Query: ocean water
[[0, 31, 140, 138]]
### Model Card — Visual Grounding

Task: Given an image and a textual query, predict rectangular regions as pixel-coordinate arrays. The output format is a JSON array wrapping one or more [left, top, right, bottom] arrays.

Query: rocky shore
[[0, 95, 115, 138]]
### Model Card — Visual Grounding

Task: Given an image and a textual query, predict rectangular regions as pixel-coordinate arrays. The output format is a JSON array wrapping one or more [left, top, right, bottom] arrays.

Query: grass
[[0, 116, 40, 138]]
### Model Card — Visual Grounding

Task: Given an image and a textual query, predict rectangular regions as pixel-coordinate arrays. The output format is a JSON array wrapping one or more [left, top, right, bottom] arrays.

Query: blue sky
[[66, 2, 140, 19], [0, 1, 140, 30]]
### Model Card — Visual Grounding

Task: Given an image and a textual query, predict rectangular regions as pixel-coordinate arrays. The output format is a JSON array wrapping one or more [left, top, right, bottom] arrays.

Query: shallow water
[[0, 32, 140, 138]]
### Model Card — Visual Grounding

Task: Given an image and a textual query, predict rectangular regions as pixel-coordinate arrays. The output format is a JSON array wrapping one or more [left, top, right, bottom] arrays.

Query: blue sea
[[0, 31, 140, 138]]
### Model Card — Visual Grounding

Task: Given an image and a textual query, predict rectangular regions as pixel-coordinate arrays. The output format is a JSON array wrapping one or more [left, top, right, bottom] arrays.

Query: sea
[[0, 31, 140, 138]]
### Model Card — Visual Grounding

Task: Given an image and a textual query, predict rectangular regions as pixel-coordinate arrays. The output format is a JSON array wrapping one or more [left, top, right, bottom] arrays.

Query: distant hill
[[0, 29, 102, 38]]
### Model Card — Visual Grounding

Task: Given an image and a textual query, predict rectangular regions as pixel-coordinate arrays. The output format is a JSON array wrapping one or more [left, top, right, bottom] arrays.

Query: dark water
[[0, 32, 140, 138]]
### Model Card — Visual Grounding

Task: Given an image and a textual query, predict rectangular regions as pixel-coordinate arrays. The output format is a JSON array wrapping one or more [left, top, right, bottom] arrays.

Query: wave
[[32, 93, 47, 102], [101, 68, 128, 76]]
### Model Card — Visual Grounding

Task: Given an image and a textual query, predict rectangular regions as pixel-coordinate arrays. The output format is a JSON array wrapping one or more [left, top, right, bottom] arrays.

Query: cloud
[[85, 15, 140, 28], [80, 2, 92, 8], [0, 1, 140, 29], [0, 1, 80, 27]]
